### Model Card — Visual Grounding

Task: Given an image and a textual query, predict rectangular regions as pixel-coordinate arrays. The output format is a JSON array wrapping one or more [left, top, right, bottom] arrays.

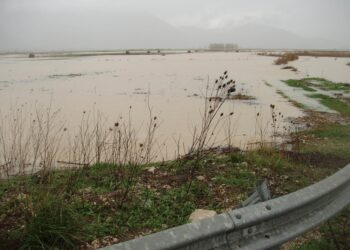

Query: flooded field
[[0, 52, 349, 170]]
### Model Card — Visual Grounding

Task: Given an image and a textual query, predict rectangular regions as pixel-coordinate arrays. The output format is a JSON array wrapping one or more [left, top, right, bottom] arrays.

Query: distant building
[[224, 43, 239, 51], [208, 43, 238, 51]]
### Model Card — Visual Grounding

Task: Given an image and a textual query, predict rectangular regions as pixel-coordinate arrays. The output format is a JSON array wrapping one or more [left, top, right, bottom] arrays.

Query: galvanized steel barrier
[[101, 164, 350, 250]]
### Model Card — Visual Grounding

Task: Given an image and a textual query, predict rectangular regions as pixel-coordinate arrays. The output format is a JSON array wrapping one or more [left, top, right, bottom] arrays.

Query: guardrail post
[[239, 179, 271, 207], [238, 179, 282, 250]]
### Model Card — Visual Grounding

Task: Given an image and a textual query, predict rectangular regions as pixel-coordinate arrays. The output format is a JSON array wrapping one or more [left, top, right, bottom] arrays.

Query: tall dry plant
[[187, 71, 236, 155], [183, 71, 236, 185], [0, 97, 159, 181], [0, 105, 64, 180], [253, 104, 285, 150]]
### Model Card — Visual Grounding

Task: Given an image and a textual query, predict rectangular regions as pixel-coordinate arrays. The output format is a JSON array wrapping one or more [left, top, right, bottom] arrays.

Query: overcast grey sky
[[1, 0, 349, 51]]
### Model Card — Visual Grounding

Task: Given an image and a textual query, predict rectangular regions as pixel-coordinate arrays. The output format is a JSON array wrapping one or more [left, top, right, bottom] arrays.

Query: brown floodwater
[[0, 52, 349, 169]]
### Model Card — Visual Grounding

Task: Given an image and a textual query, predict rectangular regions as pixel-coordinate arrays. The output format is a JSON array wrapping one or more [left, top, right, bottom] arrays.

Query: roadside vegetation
[[1, 74, 350, 249], [278, 77, 350, 249]]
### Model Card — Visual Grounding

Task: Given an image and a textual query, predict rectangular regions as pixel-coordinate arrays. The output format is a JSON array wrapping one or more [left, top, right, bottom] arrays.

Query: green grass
[[214, 169, 256, 189], [283, 79, 317, 92], [294, 207, 350, 249], [299, 124, 350, 159], [308, 93, 350, 116], [21, 196, 87, 249], [0, 149, 347, 249], [320, 82, 350, 93], [293, 239, 334, 250], [282, 77, 350, 116], [284, 78, 350, 94], [306, 77, 350, 93], [310, 124, 350, 139], [291, 123, 350, 249]]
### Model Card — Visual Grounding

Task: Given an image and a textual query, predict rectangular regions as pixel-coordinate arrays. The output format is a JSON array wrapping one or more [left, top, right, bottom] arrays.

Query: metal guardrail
[[101, 164, 350, 250], [238, 179, 271, 208]]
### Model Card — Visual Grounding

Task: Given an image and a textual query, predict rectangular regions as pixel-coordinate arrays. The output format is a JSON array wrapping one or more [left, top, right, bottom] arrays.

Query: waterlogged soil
[[0, 52, 349, 164]]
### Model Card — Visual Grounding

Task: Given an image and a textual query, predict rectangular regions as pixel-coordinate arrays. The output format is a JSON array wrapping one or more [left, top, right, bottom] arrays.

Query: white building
[[208, 43, 238, 51]]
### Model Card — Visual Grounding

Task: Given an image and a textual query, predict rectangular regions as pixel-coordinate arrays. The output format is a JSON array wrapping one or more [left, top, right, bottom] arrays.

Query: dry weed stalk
[[0, 105, 64, 179], [253, 104, 285, 150], [187, 71, 236, 156], [0, 98, 159, 180], [182, 71, 236, 186]]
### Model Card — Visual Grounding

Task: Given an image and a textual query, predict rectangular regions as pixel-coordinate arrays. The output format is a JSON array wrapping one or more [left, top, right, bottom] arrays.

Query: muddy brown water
[[0, 52, 349, 171]]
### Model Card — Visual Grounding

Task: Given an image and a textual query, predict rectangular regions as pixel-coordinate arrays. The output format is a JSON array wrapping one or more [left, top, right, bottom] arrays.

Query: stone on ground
[[189, 209, 217, 222]]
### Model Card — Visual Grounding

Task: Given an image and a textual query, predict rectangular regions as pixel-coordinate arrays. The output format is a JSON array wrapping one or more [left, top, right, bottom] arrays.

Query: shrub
[[21, 195, 86, 249], [274, 53, 299, 65]]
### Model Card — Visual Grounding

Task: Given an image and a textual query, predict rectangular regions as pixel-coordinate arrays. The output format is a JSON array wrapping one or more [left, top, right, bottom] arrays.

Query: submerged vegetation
[[308, 93, 350, 116], [257, 51, 299, 65], [1, 74, 350, 249], [283, 79, 317, 92], [258, 51, 350, 58], [274, 53, 299, 65], [281, 65, 298, 72], [276, 90, 306, 109], [282, 77, 350, 93], [282, 77, 350, 117]]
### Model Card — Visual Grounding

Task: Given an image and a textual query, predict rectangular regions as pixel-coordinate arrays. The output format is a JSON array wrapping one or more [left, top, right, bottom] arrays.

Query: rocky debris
[[162, 184, 172, 190], [146, 166, 156, 174], [196, 176, 206, 181], [189, 209, 217, 222], [240, 162, 248, 167], [78, 187, 92, 194], [86, 236, 119, 249]]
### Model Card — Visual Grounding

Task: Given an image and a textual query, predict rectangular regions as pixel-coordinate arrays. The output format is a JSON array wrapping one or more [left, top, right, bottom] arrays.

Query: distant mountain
[[194, 23, 341, 50], [0, 11, 347, 52]]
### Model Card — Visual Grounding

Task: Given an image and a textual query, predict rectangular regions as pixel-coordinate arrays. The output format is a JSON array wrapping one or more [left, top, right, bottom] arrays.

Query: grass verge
[[1, 119, 350, 249]]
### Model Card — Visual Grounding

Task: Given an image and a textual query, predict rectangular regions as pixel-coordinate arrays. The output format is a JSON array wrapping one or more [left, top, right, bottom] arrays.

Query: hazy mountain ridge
[[0, 11, 347, 52]]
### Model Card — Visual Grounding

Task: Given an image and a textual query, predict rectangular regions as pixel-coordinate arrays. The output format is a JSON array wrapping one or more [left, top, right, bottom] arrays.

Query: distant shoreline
[[1, 49, 350, 58]]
